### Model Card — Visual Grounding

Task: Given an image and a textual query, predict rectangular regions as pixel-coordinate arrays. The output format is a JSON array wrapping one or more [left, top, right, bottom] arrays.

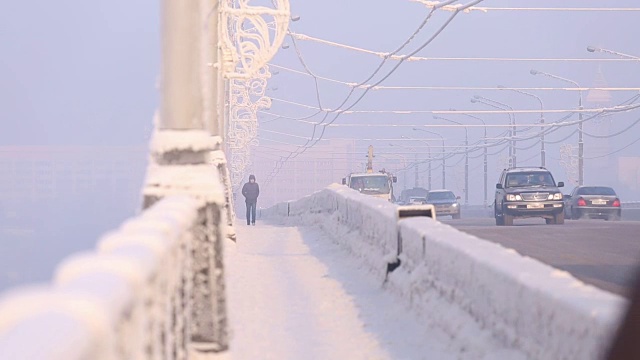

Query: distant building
[[0, 146, 148, 204], [619, 157, 640, 191], [246, 139, 358, 208]]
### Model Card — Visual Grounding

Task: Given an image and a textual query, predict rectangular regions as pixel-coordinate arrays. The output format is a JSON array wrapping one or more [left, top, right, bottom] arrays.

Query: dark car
[[494, 167, 565, 226], [399, 187, 429, 204], [564, 186, 621, 221], [426, 190, 461, 219]]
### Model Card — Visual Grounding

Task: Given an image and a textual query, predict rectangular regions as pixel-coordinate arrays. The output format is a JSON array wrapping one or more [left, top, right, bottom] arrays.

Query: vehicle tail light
[[613, 199, 621, 207], [577, 198, 587, 206]]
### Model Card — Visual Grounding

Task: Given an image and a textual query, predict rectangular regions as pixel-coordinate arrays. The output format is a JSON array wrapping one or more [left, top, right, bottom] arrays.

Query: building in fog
[[0, 146, 148, 204], [246, 139, 358, 208]]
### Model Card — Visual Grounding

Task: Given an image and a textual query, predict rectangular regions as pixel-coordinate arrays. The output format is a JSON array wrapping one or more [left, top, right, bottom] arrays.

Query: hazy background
[[0, 1, 159, 290], [251, 0, 640, 206], [2, 1, 640, 290]]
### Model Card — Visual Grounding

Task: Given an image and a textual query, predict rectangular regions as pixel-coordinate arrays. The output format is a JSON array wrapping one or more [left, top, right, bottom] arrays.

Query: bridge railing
[[0, 130, 231, 359]]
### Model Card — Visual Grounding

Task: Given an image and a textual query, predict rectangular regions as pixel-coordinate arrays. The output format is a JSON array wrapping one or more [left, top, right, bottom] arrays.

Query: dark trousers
[[246, 200, 257, 224]]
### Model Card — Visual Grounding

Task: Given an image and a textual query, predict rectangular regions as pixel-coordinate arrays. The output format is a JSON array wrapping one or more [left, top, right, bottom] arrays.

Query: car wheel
[[546, 218, 554, 225], [554, 212, 565, 225], [494, 203, 504, 226], [571, 208, 579, 220]]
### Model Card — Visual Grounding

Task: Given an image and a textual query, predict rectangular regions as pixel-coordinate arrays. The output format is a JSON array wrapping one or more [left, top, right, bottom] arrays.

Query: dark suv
[[494, 167, 565, 226]]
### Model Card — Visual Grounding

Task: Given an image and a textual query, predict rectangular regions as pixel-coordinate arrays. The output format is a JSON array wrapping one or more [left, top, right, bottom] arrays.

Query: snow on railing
[[0, 197, 199, 359], [261, 184, 626, 360], [0, 129, 232, 359]]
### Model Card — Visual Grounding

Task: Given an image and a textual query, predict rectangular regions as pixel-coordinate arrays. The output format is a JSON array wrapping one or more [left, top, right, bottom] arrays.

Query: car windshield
[[349, 175, 390, 195], [576, 187, 616, 196], [427, 191, 456, 201], [505, 172, 555, 187]]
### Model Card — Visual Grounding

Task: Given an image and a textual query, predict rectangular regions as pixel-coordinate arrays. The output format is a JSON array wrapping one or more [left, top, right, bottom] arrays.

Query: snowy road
[[225, 222, 478, 360]]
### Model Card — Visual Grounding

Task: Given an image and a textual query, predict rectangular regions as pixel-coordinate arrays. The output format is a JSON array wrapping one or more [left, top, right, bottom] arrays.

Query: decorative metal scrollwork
[[221, 0, 291, 189], [222, 0, 289, 189], [227, 65, 272, 188], [221, 0, 290, 78]]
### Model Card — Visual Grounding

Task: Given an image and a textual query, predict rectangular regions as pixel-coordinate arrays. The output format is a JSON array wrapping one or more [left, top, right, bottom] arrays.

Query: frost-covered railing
[[0, 129, 231, 359], [262, 184, 626, 360], [622, 201, 640, 208]]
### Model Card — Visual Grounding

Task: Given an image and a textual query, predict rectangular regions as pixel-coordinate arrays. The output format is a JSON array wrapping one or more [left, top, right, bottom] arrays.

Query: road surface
[[444, 217, 640, 297]]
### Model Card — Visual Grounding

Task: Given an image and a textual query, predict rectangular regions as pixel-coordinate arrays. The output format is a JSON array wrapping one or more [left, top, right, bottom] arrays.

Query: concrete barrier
[[0, 197, 201, 359], [262, 184, 626, 360]]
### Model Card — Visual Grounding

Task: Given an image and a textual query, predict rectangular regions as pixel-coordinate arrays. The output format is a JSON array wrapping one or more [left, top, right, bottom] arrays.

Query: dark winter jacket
[[242, 182, 260, 202]]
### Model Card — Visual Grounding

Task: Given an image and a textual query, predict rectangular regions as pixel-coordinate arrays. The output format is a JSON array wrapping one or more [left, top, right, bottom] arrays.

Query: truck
[[341, 146, 397, 202]]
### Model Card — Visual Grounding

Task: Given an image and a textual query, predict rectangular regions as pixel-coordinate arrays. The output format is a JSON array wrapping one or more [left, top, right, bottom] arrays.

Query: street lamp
[[497, 85, 546, 167], [433, 115, 469, 205], [454, 112, 488, 207], [587, 46, 640, 60], [390, 142, 430, 189], [411, 129, 446, 188], [530, 69, 584, 185], [378, 153, 408, 189], [471, 96, 517, 167]]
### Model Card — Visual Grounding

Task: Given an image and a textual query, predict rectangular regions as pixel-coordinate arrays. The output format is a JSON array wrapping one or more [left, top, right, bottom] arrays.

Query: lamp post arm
[[589, 46, 640, 61]]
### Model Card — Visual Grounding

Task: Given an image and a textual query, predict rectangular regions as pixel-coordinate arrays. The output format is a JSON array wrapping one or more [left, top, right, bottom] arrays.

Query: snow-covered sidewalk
[[224, 221, 472, 360]]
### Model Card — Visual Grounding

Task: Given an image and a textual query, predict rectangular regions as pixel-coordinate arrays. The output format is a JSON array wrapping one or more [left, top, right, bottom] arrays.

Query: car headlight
[[547, 193, 563, 200], [452, 203, 458, 207], [506, 194, 522, 201]]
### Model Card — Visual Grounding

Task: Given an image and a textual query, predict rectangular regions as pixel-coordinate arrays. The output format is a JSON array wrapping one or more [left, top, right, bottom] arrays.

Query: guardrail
[[460, 201, 640, 219], [262, 185, 626, 360], [0, 130, 231, 359]]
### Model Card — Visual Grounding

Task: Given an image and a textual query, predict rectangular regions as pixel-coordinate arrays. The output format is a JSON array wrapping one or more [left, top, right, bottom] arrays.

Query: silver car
[[564, 186, 621, 221], [426, 190, 461, 219]]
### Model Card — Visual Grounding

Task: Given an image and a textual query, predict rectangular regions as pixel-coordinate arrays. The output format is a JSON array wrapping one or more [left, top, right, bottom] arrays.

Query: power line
[[263, 0, 485, 185], [286, 32, 640, 63], [270, 63, 640, 91], [410, 2, 640, 12]]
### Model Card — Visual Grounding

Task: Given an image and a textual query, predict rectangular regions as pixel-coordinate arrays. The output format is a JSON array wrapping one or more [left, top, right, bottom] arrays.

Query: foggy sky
[[259, 0, 640, 202], [1, 1, 640, 290]]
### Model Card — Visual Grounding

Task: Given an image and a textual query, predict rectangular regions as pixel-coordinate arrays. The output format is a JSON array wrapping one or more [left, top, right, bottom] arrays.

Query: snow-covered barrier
[[263, 185, 399, 278], [0, 129, 232, 359], [262, 184, 626, 360], [396, 218, 625, 360], [0, 197, 199, 359]]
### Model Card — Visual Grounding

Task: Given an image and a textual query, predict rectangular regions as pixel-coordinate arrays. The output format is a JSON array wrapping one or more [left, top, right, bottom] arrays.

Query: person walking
[[242, 174, 259, 225]]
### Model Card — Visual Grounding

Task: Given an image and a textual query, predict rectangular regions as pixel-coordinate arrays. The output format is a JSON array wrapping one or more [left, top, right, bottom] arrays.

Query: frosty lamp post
[[587, 46, 640, 61], [411, 129, 446, 188], [433, 115, 469, 205], [457, 112, 488, 207], [530, 69, 584, 185], [471, 96, 517, 168], [389, 142, 430, 190], [146, 0, 234, 352], [220, 0, 292, 189], [497, 85, 546, 168]]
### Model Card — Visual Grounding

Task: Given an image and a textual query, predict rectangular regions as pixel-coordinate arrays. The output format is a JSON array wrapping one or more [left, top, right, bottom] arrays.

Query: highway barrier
[[262, 184, 627, 360]]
